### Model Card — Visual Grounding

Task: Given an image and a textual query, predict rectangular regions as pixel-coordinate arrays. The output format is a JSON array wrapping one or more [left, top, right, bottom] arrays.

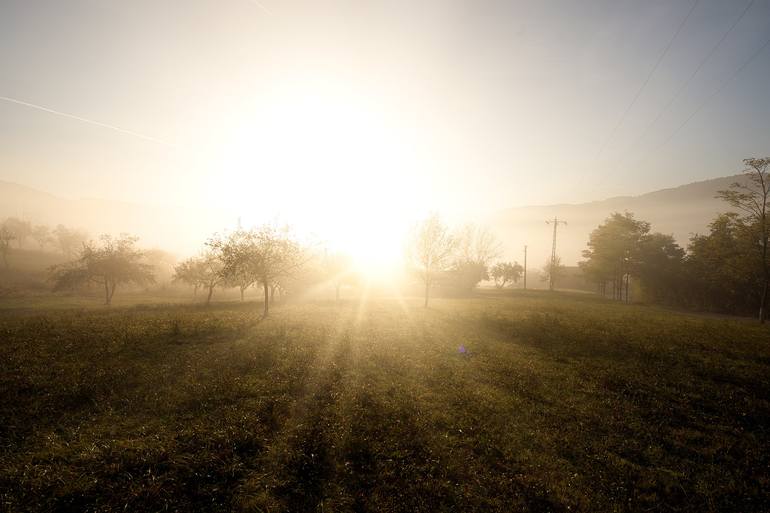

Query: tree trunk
[[424, 275, 430, 308], [193, 284, 198, 297], [263, 282, 270, 317], [104, 280, 110, 305], [109, 281, 117, 303], [270, 284, 277, 303], [240, 286, 245, 301], [206, 284, 214, 305], [760, 279, 768, 324]]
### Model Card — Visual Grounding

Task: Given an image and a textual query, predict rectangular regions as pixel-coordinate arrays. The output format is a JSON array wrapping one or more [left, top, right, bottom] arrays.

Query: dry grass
[[1, 291, 769, 512]]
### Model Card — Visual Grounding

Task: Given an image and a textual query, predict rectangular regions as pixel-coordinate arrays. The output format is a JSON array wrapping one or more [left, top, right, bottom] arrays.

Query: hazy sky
[[2, 0, 770, 222]]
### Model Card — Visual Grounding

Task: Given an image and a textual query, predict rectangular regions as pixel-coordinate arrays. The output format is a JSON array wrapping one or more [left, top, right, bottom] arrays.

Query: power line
[[649, 29, 770, 155], [595, 0, 700, 159], [545, 217, 566, 291], [626, 0, 756, 156]]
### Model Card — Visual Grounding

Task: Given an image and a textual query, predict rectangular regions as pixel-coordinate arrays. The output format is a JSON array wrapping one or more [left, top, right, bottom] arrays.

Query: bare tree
[[409, 214, 457, 307], [717, 157, 770, 322]]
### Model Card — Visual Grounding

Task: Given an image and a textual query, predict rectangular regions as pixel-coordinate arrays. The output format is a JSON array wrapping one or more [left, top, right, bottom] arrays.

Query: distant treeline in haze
[[1, 158, 767, 322]]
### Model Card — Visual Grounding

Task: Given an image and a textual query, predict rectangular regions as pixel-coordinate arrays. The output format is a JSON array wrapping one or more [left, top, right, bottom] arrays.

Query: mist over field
[[2, 1, 770, 511]]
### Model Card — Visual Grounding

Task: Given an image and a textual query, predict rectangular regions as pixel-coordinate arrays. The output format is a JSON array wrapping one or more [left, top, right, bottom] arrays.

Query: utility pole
[[523, 245, 527, 290], [545, 217, 567, 291]]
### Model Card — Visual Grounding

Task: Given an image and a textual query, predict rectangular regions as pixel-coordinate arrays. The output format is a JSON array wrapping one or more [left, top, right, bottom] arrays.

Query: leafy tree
[[717, 157, 770, 322], [210, 224, 305, 317], [633, 233, 685, 304], [580, 212, 649, 301], [408, 214, 457, 307], [50, 234, 154, 305], [685, 213, 759, 314], [490, 261, 523, 288]]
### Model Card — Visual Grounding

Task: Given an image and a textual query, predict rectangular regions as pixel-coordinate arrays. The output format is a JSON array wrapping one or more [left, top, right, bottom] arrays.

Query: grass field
[[1, 291, 769, 512]]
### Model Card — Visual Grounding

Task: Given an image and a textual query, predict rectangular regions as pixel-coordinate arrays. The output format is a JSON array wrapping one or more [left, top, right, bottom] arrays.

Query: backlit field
[[1, 292, 769, 512]]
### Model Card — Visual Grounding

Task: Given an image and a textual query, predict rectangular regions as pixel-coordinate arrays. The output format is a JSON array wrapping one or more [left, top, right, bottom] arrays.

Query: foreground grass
[[1, 292, 768, 512]]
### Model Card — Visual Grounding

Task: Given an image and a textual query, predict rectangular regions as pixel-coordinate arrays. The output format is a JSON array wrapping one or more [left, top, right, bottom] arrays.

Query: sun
[[206, 82, 427, 273]]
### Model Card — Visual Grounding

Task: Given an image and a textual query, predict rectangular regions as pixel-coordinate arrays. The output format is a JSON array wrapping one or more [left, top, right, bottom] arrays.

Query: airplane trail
[[249, 0, 271, 14], [0, 95, 172, 147]]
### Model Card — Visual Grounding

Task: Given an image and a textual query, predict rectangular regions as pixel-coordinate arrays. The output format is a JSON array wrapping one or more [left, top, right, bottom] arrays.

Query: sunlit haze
[[1, 0, 770, 265]]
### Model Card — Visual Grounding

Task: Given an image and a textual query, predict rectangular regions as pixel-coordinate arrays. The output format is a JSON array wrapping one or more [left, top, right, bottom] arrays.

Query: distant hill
[[0, 181, 233, 256], [488, 174, 747, 267]]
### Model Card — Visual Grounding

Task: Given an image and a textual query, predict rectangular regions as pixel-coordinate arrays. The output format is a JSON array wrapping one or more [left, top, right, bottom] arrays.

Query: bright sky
[[1, 0, 770, 259]]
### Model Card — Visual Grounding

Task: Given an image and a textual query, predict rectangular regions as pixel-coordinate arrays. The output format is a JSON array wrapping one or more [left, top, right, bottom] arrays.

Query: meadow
[[1, 291, 769, 512]]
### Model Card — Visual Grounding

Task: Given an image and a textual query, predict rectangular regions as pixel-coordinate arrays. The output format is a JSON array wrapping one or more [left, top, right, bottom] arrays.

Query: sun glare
[[206, 82, 427, 273]]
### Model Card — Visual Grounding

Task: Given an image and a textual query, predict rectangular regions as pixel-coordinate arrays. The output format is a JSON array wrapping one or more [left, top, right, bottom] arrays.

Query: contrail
[[248, 0, 270, 14], [0, 95, 172, 147]]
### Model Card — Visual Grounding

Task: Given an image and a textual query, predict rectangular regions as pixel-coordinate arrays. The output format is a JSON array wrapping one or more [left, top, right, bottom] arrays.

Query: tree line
[[580, 158, 769, 323], [0, 218, 88, 267]]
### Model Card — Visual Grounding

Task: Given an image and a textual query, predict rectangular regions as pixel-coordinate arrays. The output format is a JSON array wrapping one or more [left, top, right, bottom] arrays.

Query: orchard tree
[[210, 224, 305, 317], [408, 214, 457, 307], [717, 157, 770, 322], [173, 252, 225, 305], [491, 261, 523, 288], [49, 234, 154, 305], [173, 257, 204, 296]]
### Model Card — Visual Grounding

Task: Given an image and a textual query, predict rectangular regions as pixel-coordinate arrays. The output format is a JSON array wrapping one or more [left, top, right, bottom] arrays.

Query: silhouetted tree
[[717, 157, 770, 322], [580, 212, 649, 301], [408, 214, 457, 307], [633, 232, 685, 304], [50, 234, 154, 305], [685, 213, 759, 315]]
